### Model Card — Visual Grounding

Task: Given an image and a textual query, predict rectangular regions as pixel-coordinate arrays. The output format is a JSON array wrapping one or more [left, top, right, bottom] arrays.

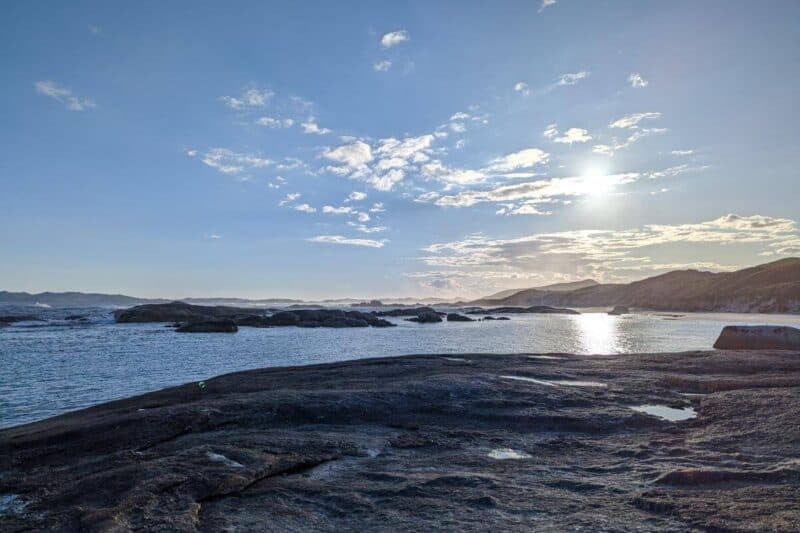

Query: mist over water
[[1, 307, 798, 428]]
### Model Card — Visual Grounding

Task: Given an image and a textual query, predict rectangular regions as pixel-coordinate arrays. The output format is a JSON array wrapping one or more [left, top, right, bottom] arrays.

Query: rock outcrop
[[2, 350, 799, 531], [406, 311, 443, 323], [713, 325, 800, 350], [374, 306, 441, 317], [446, 313, 474, 322], [175, 319, 238, 333], [608, 305, 630, 315], [263, 310, 393, 328]]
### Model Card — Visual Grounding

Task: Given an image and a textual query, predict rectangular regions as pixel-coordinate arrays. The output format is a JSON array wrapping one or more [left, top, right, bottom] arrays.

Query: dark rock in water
[[713, 325, 800, 350], [64, 314, 88, 321], [468, 305, 579, 315], [2, 350, 799, 531], [496, 316, 510, 320], [375, 306, 442, 317], [407, 311, 443, 323], [175, 319, 238, 333], [114, 302, 393, 328], [608, 306, 630, 316], [446, 313, 474, 322], [0, 315, 39, 324], [264, 310, 394, 328]]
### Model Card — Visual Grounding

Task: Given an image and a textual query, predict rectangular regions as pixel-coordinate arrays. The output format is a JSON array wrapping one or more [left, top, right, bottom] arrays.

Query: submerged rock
[[175, 319, 238, 333], [446, 313, 474, 322], [608, 305, 630, 316], [713, 325, 800, 350]]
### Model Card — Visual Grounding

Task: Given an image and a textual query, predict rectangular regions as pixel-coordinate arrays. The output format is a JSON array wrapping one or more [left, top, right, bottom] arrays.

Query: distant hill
[[0, 291, 163, 308], [480, 279, 598, 301], [470, 258, 800, 313]]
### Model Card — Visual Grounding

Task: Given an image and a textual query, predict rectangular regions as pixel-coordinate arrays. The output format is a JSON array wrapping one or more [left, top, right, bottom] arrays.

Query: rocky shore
[[1, 349, 798, 531]]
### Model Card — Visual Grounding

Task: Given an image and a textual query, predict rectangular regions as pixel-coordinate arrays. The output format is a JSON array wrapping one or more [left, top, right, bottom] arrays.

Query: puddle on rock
[[206, 451, 245, 469], [443, 357, 468, 362], [501, 375, 607, 388], [488, 448, 531, 460], [630, 404, 697, 422]]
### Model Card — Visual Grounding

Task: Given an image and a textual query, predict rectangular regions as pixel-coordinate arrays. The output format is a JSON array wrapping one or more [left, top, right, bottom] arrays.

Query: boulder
[[176, 319, 238, 333], [608, 306, 629, 316], [713, 325, 800, 350], [446, 313, 474, 322], [407, 311, 443, 323]]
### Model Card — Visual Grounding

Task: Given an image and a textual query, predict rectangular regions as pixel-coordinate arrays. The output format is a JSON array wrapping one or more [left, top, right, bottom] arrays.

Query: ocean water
[[1, 306, 798, 428]]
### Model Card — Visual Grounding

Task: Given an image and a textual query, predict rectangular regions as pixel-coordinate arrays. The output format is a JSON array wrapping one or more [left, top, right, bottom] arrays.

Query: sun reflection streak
[[574, 313, 621, 354]]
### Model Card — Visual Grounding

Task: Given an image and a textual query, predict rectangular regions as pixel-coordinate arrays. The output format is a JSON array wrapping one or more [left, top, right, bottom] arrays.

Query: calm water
[[1, 306, 798, 428]]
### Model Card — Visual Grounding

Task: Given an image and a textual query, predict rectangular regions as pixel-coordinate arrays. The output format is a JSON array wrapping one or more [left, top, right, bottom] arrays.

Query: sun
[[581, 163, 615, 196]]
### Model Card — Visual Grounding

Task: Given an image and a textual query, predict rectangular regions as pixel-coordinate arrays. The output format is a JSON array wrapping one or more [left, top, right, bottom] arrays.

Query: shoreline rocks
[[446, 313, 474, 322], [608, 305, 630, 315], [406, 311, 443, 323], [713, 325, 800, 350], [176, 319, 238, 333]]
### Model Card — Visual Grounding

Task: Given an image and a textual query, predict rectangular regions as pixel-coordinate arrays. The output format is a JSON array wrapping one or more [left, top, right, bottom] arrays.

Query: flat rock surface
[[1, 350, 799, 531]]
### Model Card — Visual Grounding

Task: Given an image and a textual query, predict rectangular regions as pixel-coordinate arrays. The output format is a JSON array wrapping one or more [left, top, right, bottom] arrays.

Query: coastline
[[2, 350, 798, 531]]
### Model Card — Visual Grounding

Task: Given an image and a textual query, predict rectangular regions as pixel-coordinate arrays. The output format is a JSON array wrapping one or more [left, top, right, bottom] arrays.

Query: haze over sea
[[2, 305, 798, 429]]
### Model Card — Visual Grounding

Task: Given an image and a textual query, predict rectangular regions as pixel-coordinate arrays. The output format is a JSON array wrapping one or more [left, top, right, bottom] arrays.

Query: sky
[[1, 0, 799, 300]]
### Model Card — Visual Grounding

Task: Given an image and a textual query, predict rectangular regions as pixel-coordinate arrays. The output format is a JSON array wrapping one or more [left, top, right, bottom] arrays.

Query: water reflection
[[572, 313, 621, 354]]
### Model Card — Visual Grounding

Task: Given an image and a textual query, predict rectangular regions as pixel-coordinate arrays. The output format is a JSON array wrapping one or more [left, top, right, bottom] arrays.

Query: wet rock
[[175, 319, 238, 333], [375, 306, 442, 317], [446, 313, 474, 322], [713, 325, 800, 350], [406, 311, 443, 323], [608, 305, 629, 315]]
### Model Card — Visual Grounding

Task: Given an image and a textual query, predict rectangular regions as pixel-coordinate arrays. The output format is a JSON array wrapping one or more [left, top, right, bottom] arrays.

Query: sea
[[1, 304, 798, 429]]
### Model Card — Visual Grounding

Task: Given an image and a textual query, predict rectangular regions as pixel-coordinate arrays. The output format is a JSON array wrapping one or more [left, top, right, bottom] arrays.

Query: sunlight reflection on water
[[573, 313, 621, 354]]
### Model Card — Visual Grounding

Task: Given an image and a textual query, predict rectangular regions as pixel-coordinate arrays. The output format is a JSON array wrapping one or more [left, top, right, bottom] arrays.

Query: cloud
[[373, 60, 392, 72], [370, 202, 385, 212], [486, 148, 550, 172], [539, 0, 557, 12], [322, 205, 355, 215], [322, 140, 373, 169], [267, 176, 287, 189], [593, 127, 667, 156], [279, 192, 301, 206], [307, 235, 387, 248], [347, 222, 388, 234], [294, 203, 316, 213], [201, 148, 273, 175], [609, 112, 661, 129], [552, 127, 592, 144], [35, 81, 96, 111], [435, 173, 640, 208], [367, 168, 405, 191], [301, 118, 331, 135], [542, 124, 558, 139], [346, 191, 367, 202], [205, 233, 222, 240], [220, 88, 274, 110], [381, 30, 410, 48], [628, 73, 649, 88], [514, 82, 531, 96], [671, 149, 695, 156], [557, 71, 589, 86], [256, 116, 294, 128], [418, 214, 800, 289]]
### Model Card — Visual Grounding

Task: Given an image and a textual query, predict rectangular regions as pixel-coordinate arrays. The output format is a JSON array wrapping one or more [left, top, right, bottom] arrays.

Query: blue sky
[[1, 0, 799, 299]]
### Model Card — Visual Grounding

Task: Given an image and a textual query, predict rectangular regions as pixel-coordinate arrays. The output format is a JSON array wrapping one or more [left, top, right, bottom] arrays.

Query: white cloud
[[381, 30, 410, 48], [558, 71, 589, 86], [367, 168, 405, 191], [671, 149, 695, 156], [256, 116, 294, 128], [415, 191, 441, 203], [322, 141, 373, 169], [307, 235, 387, 248], [201, 148, 273, 175], [418, 214, 800, 288], [205, 233, 222, 240], [369, 202, 386, 212], [486, 148, 550, 172], [279, 192, 301, 206], [553, 127, 592, 144], [346, 191, 367, 202], [542, 124, 558, 139], [301, 118, 331, 135], [514, 82, 531, 96], [267, 176, 287, 189], [373, 60, 392, 72], [220, 88, 274, 110], [593, 127, 667, 156], [357, 211, 371, 222], [609, 112, 661, 129], [294, 203, 316, 213], [185, 149, 198, 157], [628, 73, 649, 88], [539, 0, 557, 12], [348, 222, 388, 233], [322, 205, 355, 215], [35, 81, 96, 111]]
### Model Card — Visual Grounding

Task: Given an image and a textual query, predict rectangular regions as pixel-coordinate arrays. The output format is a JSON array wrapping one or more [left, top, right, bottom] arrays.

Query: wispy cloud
[[558, 71, 590, 86], [486, 148, 550, 172], [256, 116, 294, 128], [301, 117, 331, 135], [593, 127, 667, 156], [550, 127, 592, 144], [539, 0, 557, 12], [307, 235, 387, 248], [628, 73, 649, 88], [373, 60, 392, 72], [219, 88, 274, 110], [35, 81, 96, 111], [380, 30, 409, 48], [201, 148, 273, 176], [514, 82, 530, 96], [609, 112, 661, 129]]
